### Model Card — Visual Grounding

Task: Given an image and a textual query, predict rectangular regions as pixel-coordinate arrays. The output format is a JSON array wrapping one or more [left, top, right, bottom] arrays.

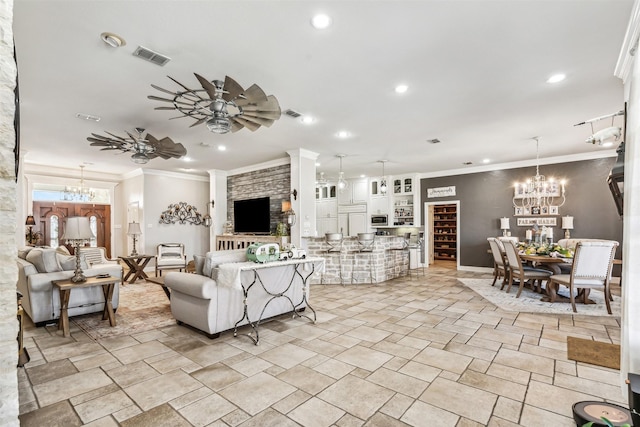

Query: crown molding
[[227, 156, 290, 176], [615, 0, 640, 84]]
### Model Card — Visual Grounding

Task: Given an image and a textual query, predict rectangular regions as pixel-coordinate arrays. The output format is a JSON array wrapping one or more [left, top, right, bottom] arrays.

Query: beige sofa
[[17, 247, 123, 326], [165, 249, 323, 340]]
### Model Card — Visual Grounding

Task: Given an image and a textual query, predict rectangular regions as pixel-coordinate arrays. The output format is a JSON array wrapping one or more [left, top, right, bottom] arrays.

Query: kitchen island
[[302, 235, 409, 284]]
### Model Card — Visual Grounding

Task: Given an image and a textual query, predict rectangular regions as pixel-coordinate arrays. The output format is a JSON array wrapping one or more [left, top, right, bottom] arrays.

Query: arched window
[[90, 216, 97, 247], [50, 215, 59, 248]]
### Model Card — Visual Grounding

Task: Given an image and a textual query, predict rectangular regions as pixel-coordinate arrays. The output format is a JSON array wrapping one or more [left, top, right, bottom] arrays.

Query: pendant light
[[378, 160, 388, 195], [337, 154, 348, 192]]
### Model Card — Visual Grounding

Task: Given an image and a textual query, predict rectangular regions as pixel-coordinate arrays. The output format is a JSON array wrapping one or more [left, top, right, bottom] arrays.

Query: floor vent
[[132, 46, 171, 66], [284, 109, 302, 118]]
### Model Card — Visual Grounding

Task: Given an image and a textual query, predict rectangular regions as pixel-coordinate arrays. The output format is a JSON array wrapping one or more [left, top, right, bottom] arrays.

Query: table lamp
[[562, 216, 574, 239], [127, 222, 142, 256], [25, 215, 37, 245], [500, 217, 510, 237], [62, 216, 95, 282]]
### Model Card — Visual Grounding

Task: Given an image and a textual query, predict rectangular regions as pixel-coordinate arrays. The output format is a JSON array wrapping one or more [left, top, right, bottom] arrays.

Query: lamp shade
[[25, 215, 36, 226], [562, 216, 574, 229], [500, 217, 510, 230], [127, 222, 142, 236], [281, 201, 292, 213], [62, 216, 94, 241]]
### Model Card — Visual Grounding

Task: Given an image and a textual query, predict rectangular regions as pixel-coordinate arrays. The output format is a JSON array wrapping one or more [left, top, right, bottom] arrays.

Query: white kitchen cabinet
[[370, 194, 390, 215], [338, 211, 368, 237], [392, 176, 414, 195], [338, 178, 368, 205], [316, 198, 338, 235], [316, 184, 337, 200], [317, 217, 338, 235]]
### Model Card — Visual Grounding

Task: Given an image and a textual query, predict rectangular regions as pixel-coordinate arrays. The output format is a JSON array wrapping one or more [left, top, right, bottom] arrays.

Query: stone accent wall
[[227, 164, 290, 234], [0, 0, 20, 425]]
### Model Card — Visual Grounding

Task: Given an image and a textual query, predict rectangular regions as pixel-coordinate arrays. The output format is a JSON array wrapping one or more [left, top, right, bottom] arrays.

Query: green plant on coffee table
[[582, 417, 631, 427]]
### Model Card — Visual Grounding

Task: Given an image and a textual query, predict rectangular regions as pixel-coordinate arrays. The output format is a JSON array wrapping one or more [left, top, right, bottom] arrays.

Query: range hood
[[607, 141, 624, 217]]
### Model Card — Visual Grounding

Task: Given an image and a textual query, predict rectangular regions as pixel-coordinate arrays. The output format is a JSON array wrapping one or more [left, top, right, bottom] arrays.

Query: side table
[[119, 255, 155, 284], [52, 276, 118, 337]]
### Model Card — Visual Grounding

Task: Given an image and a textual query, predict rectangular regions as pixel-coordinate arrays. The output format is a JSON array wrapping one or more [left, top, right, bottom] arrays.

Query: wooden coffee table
[[145, 276, 171, 299], [52, 275, 118, 337]]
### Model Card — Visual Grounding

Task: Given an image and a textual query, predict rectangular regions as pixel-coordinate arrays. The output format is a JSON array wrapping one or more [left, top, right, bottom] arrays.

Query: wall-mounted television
[[234, 197, 271, 234]]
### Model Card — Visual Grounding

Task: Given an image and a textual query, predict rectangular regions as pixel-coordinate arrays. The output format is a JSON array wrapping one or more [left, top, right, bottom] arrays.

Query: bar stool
[[407, 237, 426, 279], [322, 233, 344, 285], [389, 232, 411, 278], [352, 233, 375, 284]]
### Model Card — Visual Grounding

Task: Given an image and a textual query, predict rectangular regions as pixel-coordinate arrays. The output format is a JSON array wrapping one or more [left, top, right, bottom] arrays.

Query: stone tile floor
[[18, 267, 624, 426]]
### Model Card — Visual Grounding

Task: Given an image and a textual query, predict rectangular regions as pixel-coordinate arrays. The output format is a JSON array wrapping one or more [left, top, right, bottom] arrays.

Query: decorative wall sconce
[[202, 200, 214, 228], [290, 189, 297, 200], [159, 202, 209, 226], [282, 200, 296, 226]]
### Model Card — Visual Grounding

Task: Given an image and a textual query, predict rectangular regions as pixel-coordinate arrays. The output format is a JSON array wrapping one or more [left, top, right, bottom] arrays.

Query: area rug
[[458, 278, 620, 317], [567, 336, 620, 369], [71, 280, 174, 341]]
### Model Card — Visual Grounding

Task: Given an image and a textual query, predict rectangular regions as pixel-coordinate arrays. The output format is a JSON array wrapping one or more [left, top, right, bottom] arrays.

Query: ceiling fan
[[87, 128, 187, 164], [148, 74, 281, 134]]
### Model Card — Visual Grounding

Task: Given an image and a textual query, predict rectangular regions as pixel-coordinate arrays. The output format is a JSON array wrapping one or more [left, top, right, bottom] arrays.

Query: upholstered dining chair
[[546, 240, 618, 314], [487, 237, 508, 287], [502, 240, 552, 297]]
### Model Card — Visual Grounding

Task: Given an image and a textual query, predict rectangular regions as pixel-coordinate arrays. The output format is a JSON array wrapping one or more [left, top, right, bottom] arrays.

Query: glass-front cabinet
[[316, 184, 337, 200], [393, 176, 413, 195]]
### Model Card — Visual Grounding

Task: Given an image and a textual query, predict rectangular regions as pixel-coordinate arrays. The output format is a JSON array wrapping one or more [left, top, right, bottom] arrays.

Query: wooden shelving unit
[[433, 204, 457, 261]]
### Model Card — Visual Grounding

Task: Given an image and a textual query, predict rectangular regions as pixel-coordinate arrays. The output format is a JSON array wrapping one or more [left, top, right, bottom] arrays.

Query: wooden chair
[[155, 243, 187, 276], [487, 237, 508, 287], [547, 241, 618, 314], [502, 240, 552, 297]]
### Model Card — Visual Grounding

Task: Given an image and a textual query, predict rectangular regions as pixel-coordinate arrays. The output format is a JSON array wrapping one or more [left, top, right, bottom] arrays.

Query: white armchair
[[155, 243, 187, 276]]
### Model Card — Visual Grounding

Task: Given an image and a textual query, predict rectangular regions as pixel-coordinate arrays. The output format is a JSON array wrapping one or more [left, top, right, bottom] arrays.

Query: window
[[89, 216, 97, 247], [50, 216, 59, 248]]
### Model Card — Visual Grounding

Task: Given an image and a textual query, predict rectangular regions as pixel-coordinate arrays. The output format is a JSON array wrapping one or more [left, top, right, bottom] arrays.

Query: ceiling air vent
[[284, 109, 302, 118], [427, 138, 441, 144], [132, 46, 171, 66]]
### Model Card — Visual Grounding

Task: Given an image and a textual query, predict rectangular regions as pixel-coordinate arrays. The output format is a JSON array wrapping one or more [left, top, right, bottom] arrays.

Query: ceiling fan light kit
[[149, 73, 281, 135]]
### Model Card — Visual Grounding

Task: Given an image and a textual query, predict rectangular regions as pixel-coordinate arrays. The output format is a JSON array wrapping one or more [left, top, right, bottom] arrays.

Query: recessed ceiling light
[[199, 142, 210, 147], [395, 84, 408, 94], [75, 113, 101, 122], [100, 32, 126, 48], [301, 116, 315, 124], [183, 157, 193, 162], [360, 174, 366, 178], [315, 162, 321, 167], [180, 168, 194, 172], [218, 145, 226, 151], [602, 141, 614, 148], [311, 14, 332, 29], [482, 158, 490, 164], [336, 130, 350, 139], [547, 73, 566, 83]]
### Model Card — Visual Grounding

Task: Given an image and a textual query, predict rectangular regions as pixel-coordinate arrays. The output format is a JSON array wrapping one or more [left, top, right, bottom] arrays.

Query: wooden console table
[[52, 275, 118, 337], [215, 235, 288, 251]]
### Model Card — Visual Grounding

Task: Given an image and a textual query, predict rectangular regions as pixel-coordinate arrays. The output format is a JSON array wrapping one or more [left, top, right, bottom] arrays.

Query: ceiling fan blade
[[240, 114, 274, 127], [222, 75, 244, 102], [167, 75, 199, 94], [150, 83, 179, 96], [231, 116, 261, 132], [230, 121, 244, 133], [241, 110, 281, 120], [241, 84, 268, 103], [154, 106, 178, 111], [125, 131, 140, 142], [104, 131, 129, 141], [100, 147, 122, 151], [145, 134, 160, 145], [189, 117, 208, 128], [148, 95, 177, 103], [194, 73, 219, 100]]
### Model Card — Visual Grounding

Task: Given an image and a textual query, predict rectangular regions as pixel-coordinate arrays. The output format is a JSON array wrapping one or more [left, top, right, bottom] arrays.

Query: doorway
[[424, 201, 460, 269], [32, 202, 112, 256]]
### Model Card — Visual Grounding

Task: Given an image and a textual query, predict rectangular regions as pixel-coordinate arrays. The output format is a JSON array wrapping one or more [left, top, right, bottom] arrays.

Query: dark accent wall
[[420, 158, 623, 268], [227, 164, 291, 234]]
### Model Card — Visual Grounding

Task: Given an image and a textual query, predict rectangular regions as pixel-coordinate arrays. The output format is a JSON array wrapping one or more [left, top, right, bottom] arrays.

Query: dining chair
[[502, 240, 552, 297], [487, 237, 508, 287], [546, 240, 618, 314]]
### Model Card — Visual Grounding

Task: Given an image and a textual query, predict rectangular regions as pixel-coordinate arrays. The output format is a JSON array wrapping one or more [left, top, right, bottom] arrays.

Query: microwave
[[371, 214, 388, 226]]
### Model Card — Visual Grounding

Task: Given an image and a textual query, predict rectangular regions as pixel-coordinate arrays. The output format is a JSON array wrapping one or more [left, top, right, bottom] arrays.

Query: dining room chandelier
[[63, 165, 96, 202], [513, 138, 566, 209]]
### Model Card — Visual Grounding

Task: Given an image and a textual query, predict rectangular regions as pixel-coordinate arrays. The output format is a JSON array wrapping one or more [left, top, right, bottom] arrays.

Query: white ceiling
[[12, 0, 633, 180]]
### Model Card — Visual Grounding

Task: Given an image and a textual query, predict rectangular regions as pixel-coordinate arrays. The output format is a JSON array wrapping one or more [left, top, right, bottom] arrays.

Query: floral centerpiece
[[517, 241, 574, 258]]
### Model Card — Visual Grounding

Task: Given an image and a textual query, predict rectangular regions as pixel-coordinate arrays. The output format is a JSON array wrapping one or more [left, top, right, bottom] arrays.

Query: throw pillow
[[18, 247, 35, 260], [56, 246, 71, 256], [193, 255, 205, 276], [26, 248, 62, 273]]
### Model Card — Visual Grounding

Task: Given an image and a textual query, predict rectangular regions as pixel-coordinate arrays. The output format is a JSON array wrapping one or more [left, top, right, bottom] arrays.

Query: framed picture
[[514, 207, 523, 216], [549, 206, 559, 215], [541, 206, 549, 215], [524, 207, 531, 215], [514, 185, 526, 199], [531, 206, 541, 215]]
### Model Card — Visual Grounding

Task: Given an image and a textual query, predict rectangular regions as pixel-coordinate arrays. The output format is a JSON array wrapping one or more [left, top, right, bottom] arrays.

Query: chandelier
[[64, 165, 96, 202], [513, 138, 566, 209]]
